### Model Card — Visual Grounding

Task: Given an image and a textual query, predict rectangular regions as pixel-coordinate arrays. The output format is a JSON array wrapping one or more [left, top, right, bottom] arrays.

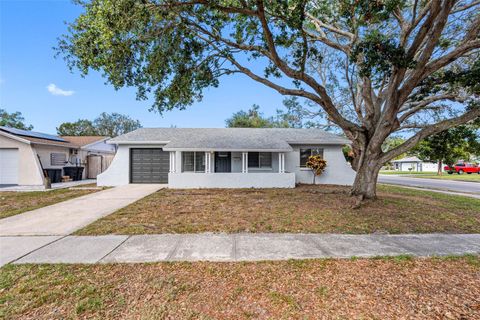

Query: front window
[[182, 152, 205, 172], [300, 148, 324, 167], [248, 152, 272, 169]]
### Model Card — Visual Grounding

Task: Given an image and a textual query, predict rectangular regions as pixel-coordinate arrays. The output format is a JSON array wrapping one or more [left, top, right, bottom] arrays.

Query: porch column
[[169, 151, 176, 173], [205, 152, 211, 173], [242, 152, 248, 173], [278, 153, 285, 173]]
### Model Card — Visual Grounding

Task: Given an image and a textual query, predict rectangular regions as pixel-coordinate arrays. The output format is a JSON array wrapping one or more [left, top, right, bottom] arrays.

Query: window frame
[[299, 148, 324, 168], [182, 151, 206, 173], [247, 152, 272, 169], [50, 152, 67, 166]]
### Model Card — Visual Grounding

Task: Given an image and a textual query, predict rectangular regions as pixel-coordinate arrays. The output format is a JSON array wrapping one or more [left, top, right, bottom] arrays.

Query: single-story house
[[98, 128, 355, 188], [391, 156, 438, 172], [0, 126, 116, 187]]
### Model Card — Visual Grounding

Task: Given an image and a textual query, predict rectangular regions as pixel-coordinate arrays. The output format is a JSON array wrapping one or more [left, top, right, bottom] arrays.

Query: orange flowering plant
[[306, 155, 327, 184]]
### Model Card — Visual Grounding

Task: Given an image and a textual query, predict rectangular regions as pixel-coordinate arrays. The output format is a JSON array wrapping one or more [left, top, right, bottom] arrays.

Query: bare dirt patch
[[1, 256, 479, 319]]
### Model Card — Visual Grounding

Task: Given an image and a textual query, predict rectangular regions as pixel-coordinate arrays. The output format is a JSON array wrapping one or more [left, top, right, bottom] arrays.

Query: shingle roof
[[110, 128, 350, 151], [391, 156, 422, 162], [0, 126, 78, 148], [61, 136, 108, 147]]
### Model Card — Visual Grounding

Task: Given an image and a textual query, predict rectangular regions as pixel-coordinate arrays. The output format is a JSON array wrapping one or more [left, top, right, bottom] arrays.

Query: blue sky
[[0, 0, 286, 134]]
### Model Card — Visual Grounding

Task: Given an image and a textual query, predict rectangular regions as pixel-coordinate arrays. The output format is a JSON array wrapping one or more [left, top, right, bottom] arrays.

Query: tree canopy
[[0, 108, 33, 130], [58, 0, 480, 198], [57, 112, 142, 137], [413, 122, 480, 170]]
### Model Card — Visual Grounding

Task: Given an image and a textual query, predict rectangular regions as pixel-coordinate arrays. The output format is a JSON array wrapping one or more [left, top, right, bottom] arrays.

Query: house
[[98, 128, 355, 188], [391, 156, 438, 172], [0, 126, 115, 187]]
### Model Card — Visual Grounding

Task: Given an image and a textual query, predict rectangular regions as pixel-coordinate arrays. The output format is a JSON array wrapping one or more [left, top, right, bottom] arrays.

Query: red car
[[444, 163, 480, 174]]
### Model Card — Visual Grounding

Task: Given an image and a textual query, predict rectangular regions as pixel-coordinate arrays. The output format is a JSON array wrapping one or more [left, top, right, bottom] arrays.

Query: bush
[[306, 155, 327, 184]]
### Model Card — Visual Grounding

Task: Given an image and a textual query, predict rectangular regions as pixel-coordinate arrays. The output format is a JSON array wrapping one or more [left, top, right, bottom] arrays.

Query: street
[[378, 175, 480, 196]]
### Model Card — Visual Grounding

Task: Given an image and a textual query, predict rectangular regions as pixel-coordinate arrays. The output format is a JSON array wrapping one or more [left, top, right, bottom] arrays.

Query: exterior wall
[[0, 135, 44, 186], [285, 145, 355, 185], [97, 144, 166, 186], [395, 161, 438, 172], [169, 172, 295, 188], [98, 143, 355, 187]]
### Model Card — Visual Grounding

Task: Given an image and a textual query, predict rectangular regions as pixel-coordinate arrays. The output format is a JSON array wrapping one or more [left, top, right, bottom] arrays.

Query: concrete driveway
[[0, 184, 164, 236], [378, 175, 480, 196]]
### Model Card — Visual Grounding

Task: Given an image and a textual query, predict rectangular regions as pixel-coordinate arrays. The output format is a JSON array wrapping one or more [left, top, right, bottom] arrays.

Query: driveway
[[0, 184, 164, 236], [378, 175, 480, 196]]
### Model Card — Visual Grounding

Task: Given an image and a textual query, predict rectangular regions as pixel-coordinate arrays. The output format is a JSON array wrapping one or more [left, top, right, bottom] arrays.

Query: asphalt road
[[378, 175, 480, 196]]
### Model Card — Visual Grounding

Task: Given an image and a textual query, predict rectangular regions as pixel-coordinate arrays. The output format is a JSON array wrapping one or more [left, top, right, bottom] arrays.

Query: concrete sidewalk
[[1, 233, 478, 266], [0, 184, 164, 236]]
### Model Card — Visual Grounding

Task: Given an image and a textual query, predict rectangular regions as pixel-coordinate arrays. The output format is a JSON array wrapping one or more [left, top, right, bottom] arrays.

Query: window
[[182, 152, 205, 172], [50, 153, 66, 166], [300, 148, 323, 167], [248, 152, 272, 168]]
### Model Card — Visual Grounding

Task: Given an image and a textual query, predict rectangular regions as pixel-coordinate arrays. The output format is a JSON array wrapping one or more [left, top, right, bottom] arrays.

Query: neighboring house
[[0, 126, 115, 187], [98, 128, 355, 188], [391, 156, 438, 172]]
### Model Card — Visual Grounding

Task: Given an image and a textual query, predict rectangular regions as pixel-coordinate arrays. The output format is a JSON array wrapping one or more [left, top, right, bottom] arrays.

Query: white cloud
[[47, 83, 74, 96]]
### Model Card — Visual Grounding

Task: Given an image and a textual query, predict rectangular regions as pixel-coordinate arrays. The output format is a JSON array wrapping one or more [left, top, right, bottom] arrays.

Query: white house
[[391, 156, 438, 172], [0, 126, 116, 188], [98, 128, 355, 188]]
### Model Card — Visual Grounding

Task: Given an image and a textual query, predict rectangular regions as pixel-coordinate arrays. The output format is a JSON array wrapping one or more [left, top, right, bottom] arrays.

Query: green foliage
[[57, 119, 96, 136], [93, 112, 142, 137], [226, 98, 307, 128], [412, 124, 480, 167], [56, 112, 141, 137], [0, 108, 33, 130], [382, 137, 408, 160], [351, 31, 415, 78]]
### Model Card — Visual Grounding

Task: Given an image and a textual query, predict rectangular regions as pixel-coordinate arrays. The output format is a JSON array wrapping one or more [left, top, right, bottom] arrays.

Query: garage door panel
[[130, 148, 169, 184], [0, 149, 19, 185]]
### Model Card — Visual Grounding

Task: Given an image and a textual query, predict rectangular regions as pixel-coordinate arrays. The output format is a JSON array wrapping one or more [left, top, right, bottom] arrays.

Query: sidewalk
[[0, 184, 164, 236], [2, 233, 478, 266]]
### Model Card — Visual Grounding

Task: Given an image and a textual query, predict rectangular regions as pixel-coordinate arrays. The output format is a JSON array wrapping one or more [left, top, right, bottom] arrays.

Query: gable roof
[[0, 126, 78, 148], [391, 156, 422, 162], [110, 128, 350, 151], [61, 136, 109, 147]]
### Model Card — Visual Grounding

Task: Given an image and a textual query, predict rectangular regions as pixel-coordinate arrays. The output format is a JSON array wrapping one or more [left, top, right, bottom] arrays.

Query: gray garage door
[[130, 148, 169, 183]]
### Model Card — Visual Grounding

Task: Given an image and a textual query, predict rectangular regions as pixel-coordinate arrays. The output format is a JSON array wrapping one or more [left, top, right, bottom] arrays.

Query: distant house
[[98, 127, 355, 188], [0, 126, 115, 187], [391, 156, 438, 172]]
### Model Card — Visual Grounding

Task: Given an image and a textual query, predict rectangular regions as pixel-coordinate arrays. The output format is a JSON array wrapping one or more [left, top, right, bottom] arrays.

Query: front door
[[215, 152, 231, 172]]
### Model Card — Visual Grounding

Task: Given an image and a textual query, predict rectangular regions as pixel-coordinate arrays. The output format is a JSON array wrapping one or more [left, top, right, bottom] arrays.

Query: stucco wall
[[0, 135, 44, 186], [97, 144, 166, 186], [169, 172, 295, 188], [98, 143, 355, 187], [285, 145, 355, 186]]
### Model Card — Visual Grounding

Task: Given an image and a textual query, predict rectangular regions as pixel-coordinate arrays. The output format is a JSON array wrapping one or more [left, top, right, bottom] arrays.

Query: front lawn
[[0, 187, 102, 219], [1, 256, 478, 319], [76, 185, 480, 235]]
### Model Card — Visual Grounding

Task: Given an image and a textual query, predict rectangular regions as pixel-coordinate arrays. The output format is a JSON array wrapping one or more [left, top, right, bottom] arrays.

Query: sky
[[0, 0, 286, 134]]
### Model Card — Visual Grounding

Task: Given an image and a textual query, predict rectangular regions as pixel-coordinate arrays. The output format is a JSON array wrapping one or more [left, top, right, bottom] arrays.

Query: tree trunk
[[437, 160, 443, 176], [350, 155, 382, 199]]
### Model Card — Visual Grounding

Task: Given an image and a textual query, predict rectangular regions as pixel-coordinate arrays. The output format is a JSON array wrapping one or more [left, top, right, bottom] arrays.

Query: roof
[[61, 136, 109, 147], [0, 126, 67, 142], [110, 128, 350, 151], [0, 126, 78, 148], [391, 156, 422, 162]]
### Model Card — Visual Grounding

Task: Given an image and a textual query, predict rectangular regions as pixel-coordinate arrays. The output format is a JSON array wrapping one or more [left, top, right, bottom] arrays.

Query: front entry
[[215, 152, 231, 172]]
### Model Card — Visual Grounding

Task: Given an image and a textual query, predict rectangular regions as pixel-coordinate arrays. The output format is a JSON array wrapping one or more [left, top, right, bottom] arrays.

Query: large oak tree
[[58, 0, 480, 199]]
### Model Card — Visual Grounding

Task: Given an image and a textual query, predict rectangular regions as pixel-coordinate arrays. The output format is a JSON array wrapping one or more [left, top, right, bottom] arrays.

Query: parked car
[[444, 163, 480, 174]]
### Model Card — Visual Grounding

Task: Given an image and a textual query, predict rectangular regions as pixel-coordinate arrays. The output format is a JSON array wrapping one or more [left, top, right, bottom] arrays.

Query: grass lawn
[[380, 170, 480, 182], [0, 187, 102, 219], [76, 185, 480, 235], [1, 256, 478, 319]]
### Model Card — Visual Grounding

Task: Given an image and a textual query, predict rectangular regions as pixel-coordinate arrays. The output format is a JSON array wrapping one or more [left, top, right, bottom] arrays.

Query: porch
[[167, 151, 295, 188]]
